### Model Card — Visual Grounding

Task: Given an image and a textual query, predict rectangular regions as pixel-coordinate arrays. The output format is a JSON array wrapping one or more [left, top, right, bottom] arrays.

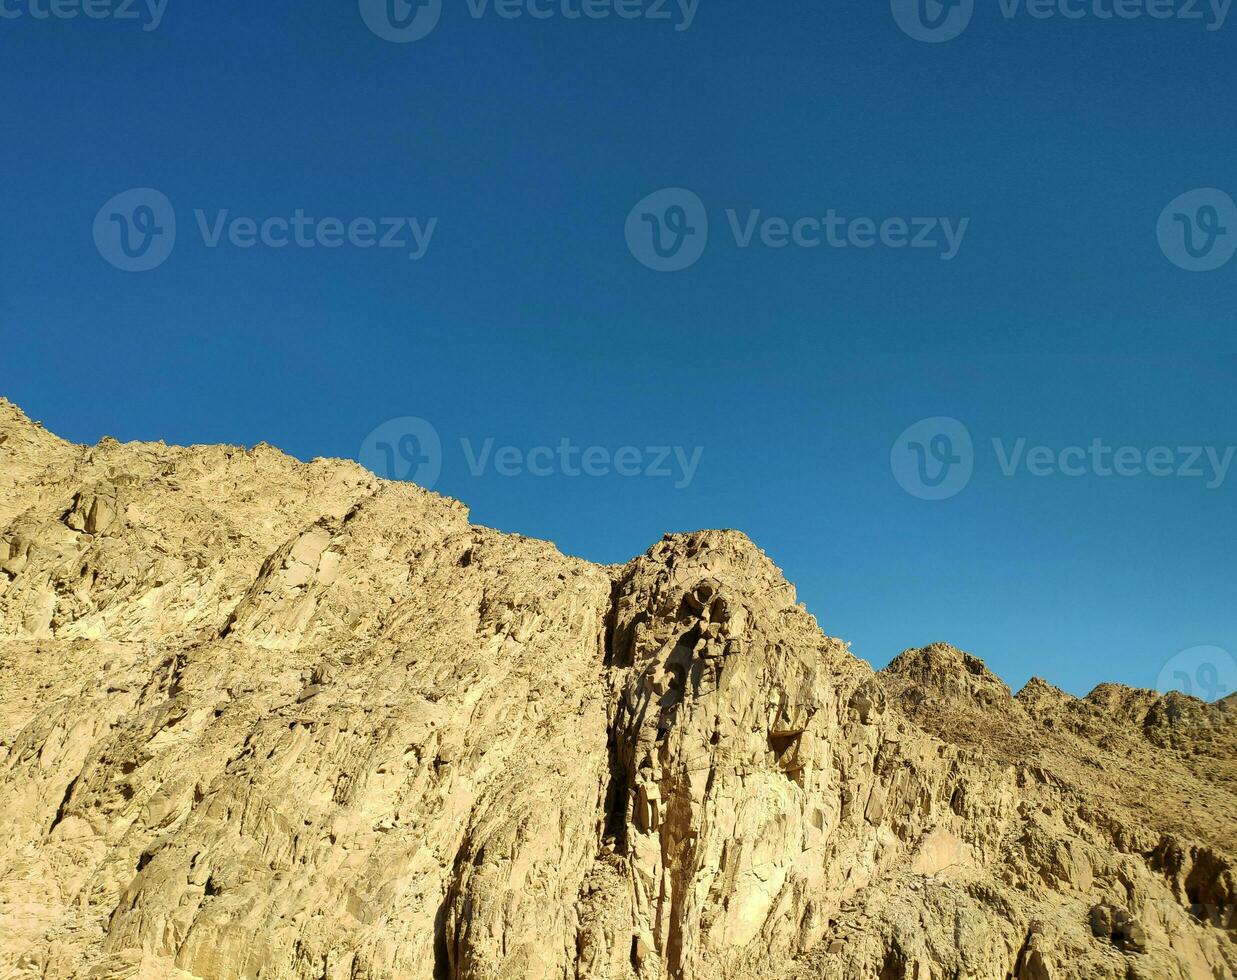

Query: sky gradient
[[2, 0, 1235, 699]]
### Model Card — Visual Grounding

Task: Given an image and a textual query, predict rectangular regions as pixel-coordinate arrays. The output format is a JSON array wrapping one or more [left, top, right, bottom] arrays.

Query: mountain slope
[[0, 398, 1232, 980]]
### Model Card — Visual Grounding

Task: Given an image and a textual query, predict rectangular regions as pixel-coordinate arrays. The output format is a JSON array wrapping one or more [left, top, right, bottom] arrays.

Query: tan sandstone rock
[[0, 397, 1232, 979]]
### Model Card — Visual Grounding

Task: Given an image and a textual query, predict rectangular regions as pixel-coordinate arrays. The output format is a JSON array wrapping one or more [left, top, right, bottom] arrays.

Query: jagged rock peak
[[1085, 681, 1164, 711], [1016, 675, 1075, 707], [0, 401, 1233, 980], [881, 641, 1014, 708]]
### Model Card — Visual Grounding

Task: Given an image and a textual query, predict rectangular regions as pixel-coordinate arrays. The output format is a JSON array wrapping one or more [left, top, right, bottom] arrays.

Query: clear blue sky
[[2, 0, 1235, 699]]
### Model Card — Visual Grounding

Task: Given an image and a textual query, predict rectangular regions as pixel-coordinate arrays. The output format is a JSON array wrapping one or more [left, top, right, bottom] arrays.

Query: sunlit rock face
[[0, 397, 1233, 980]]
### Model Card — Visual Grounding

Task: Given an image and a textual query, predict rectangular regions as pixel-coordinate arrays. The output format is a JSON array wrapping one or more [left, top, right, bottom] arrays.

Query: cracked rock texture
[[0, 397, 1233, 979]]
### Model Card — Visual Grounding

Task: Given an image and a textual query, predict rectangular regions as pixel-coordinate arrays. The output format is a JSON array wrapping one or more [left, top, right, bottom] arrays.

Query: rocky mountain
[[0, 397, 1232, 980]]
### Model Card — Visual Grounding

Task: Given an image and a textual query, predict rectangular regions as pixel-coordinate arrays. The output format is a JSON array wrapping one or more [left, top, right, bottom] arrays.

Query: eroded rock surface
[[0, 397, 1233, 979]]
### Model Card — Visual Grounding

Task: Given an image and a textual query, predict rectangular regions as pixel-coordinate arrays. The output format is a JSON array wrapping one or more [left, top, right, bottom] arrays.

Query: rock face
[[0, 397, 1233, 980]]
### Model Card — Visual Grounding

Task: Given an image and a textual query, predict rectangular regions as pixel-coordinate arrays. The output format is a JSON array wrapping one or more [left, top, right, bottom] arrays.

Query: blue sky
[[2, 0, 1235, 699]]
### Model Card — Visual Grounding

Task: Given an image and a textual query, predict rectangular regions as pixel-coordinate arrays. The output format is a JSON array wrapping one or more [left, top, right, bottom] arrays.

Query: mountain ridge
[[1, 396, 1214, 707], [0, 397, 1232, 979]]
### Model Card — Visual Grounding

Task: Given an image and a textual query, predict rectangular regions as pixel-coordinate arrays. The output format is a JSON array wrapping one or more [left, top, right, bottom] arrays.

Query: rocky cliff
[[0, 398, 1232, 979]]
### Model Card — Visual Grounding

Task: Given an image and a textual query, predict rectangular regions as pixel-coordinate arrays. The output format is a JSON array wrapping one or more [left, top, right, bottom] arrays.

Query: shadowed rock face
[[0, 397, 1233, 980]]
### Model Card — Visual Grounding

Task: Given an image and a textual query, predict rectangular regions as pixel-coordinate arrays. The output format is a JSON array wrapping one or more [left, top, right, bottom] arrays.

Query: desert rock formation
[[0, 397, 1233, 979]]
